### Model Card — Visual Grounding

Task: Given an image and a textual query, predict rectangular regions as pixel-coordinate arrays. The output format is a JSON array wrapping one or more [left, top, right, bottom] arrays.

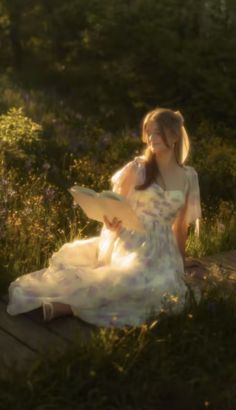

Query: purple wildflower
[[1, 177, 8, 186], [42, 162, 51, 171]]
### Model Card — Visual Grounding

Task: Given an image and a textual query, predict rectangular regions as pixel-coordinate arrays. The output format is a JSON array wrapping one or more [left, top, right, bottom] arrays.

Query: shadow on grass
[[0, 264, 236, 410]]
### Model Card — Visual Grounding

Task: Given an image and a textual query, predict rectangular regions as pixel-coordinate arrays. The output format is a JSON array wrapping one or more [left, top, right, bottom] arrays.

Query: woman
[[6, 107, 202, 327]]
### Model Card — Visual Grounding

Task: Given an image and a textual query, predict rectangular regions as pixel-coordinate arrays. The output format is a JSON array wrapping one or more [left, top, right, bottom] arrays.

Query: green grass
[[0, 106, 236, 408], [186, 201, 236, 259], [1, 268, 236, 410]]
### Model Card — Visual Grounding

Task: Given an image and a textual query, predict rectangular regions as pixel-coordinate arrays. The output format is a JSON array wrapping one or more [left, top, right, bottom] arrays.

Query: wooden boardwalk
[[0, 249, 235, 379]]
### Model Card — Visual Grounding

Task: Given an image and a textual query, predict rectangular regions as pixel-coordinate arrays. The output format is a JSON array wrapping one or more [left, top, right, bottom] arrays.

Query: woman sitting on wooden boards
[[7, 107, 202, 327]]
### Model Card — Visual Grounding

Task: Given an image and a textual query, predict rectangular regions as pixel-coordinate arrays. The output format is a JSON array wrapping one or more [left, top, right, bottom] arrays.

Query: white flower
[[217, 222, 226, 233], [42, 162, 51, 171]]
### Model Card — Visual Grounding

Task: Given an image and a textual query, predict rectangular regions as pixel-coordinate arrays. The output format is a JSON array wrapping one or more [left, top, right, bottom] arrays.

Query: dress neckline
[[153, 184, 185, 196], [153, 165, 189, 195], [135, 156, 190, 195]]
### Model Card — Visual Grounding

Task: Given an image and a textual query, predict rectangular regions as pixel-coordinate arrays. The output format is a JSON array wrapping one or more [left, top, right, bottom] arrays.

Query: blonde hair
[[135, 107, 190, 191]]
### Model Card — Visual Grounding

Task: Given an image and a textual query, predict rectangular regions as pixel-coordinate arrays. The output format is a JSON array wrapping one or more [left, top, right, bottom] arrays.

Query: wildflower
[[170, 294, 179, 303], [75, 112, 83, 119], [217, 221, 226, 233], [23, 93, 30, 102], [72, 201, 79, 208], [23, 207, 32, 216], [101, 134, 112, 147], [42, 162, 51, 171], [7, 188, 16, 197], [44, 186, 56, 202], [149, 320, 159, 330], [1, 177, 8, 186], [130, 131, 139, 139], [0, 209, 7, 217]]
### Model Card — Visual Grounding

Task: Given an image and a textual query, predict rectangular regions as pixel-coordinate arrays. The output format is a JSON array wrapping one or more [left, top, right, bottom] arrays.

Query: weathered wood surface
[[0, 250, 235, 378], [0, 328, 38, 377], [185, 250, 236, 284]]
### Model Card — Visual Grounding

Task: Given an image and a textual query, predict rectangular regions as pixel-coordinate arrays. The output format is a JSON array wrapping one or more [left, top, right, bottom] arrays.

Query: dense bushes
[[190, 125, 236, 210], [0, 107, 235, 295], [0, 0, 236, 130]]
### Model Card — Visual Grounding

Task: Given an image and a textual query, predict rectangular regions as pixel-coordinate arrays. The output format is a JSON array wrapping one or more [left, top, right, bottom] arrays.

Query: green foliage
[[0, 0, 236, 129], [0, 103, 235, 410], [0, 106, 41, 145], [0, 107, 235, 297], [190, 124, 236, 208], [186, 200, 236, 258], [0, 107, 43, 171]]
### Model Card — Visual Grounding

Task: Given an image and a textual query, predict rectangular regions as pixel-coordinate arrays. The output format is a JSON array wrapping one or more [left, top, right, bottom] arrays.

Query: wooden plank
[[201, 250, 236, 264], [1, 295, 98, 346], [0, 328, 38, 378], [24, 307, 98, 345], [220, 253, 236, 266], [0, 300, 70, 354], [198, 256, 220, 266], [44, 317, 99, 345], [207, 255, 236, 269], [202, 255, 226, 265], [200, 252, 236, 276], [225, 250, 236, 259], [198, 253, 236, 285], [199, 259, 232, 278]]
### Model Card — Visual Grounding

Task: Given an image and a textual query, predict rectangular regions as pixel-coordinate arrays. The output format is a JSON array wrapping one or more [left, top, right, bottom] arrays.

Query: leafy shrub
[[0, 106, 43, 172], [0, 106, 236, 296], [190, 123, 236, 210], [186, 199, 236, 258]]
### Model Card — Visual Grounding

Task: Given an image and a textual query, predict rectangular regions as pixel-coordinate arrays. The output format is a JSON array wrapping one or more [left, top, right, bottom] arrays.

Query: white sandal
[[42, 301, 54, 322]]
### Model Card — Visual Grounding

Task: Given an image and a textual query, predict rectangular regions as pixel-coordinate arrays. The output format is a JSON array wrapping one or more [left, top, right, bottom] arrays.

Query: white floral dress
[[6, 156, 202, 328]]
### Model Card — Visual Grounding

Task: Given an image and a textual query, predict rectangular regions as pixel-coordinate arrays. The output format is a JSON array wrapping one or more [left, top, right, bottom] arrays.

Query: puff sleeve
[[184, 166, 202, 237], [110, 156, 145, 197], [97, 157, 145, 265]]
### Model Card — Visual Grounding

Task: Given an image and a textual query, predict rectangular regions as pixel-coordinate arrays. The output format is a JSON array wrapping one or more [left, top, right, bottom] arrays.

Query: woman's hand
[[103, 215, 122, 234]]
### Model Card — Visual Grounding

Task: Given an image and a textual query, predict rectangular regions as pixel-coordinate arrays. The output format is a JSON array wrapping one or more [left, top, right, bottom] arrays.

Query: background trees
[[0, 0, 235, 132]]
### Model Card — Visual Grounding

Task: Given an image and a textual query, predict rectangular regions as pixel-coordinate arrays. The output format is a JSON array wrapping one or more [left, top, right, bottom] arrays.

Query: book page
[[100, 190, 125, 201], [69, 186, 97, 197], [69, 186, 145, 233]]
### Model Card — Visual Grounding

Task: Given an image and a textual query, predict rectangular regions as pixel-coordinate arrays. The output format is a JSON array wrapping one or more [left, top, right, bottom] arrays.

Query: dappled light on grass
[[1, 267, 236, 409], [186, 202, 236, 259], [0, 103, 235, 409]]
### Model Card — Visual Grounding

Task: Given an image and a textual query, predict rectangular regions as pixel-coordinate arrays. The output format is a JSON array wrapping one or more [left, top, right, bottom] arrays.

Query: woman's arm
[[172, 222, 188, 265], [172, 194, 189, 265], [172, 166, 202, 265]]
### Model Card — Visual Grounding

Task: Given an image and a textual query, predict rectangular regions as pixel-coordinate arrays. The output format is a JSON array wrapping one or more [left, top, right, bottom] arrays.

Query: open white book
[[68, 185, 145, 233]]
